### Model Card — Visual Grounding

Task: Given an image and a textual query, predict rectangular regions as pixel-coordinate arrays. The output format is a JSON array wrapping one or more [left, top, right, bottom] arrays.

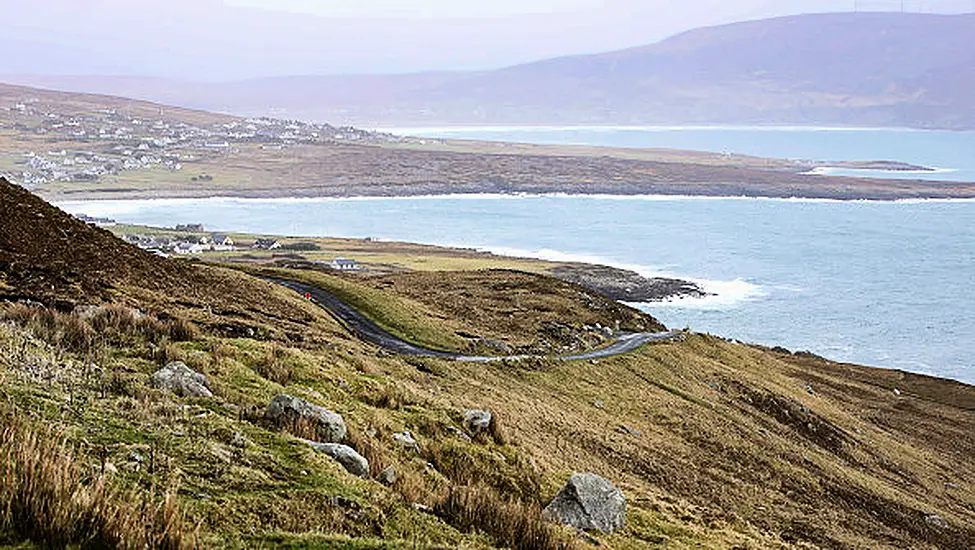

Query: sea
[[59, 126, 975, 384]]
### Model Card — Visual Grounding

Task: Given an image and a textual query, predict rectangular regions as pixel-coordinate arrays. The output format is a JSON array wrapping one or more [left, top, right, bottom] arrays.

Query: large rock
[[304, 441, 369, 478], [265, 394, 347, 443], [542, 473, 626, 533], [150, 362, 213, 398]]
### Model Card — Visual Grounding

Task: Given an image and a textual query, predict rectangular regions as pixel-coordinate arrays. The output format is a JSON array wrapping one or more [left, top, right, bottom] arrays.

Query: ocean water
[[61, 194, 975, 384], [384, 125, 975, 182]]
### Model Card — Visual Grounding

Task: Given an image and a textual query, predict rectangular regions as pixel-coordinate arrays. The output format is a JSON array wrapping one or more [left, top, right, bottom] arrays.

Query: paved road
[[271, 278, 682, 362]]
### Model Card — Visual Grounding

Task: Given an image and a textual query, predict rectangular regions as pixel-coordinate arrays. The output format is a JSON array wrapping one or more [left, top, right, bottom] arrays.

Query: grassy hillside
[[1, 181, 973, 549]]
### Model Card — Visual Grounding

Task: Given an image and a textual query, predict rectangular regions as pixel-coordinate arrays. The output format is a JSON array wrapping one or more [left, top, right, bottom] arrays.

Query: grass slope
[[0, 183, 973, 549]]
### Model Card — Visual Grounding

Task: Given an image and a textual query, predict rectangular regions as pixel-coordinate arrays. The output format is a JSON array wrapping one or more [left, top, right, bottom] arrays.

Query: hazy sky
[[3, 0, 972, 80]]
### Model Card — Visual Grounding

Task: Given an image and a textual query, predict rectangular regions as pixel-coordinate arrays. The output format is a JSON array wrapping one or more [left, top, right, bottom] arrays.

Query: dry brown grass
[[435, 484, 574, 550], [250, 343, 296, 385], [0, 303, 199, 357], [0, 405, 194, 549]]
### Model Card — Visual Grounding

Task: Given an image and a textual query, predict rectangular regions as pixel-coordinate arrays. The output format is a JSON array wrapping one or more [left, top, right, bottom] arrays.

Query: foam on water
[[477, 245, 764, 309]]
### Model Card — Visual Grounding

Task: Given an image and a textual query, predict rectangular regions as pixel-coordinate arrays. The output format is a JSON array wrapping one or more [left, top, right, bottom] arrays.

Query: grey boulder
[[304, 441, 369, 478], [542, 473, 626, 533], [377, 465, 397, 486], [150, 362, 213, 398], [464, 409, 492, 433], [265, 394, 347, 443]]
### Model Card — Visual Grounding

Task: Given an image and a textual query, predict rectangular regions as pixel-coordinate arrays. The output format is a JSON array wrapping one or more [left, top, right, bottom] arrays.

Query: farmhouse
[[331, 258, 358, 271], [252, 238, 281, 250]]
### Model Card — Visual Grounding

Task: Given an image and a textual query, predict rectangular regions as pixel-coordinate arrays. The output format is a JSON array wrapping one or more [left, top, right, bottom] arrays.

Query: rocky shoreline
[[551, 264, 709, 303]]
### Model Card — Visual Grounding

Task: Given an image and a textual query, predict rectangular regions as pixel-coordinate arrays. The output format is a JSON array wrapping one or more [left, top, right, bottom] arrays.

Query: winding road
[[272, 278, 682, 362]]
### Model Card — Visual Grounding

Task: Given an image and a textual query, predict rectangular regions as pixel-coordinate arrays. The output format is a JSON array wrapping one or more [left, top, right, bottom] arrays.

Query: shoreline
[[52, 189, 975, 205]]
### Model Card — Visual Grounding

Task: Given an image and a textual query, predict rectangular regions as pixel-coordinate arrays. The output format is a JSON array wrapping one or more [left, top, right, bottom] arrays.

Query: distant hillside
[[8, 12, 975, 129]]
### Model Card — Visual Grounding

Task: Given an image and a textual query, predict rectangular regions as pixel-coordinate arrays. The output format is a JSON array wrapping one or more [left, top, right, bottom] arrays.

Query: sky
[[2, 0, 972, 80]]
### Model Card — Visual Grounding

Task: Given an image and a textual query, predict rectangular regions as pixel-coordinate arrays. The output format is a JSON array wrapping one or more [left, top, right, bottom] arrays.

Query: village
[[87, 218, 359, 271], [0, 94, 400, 188]]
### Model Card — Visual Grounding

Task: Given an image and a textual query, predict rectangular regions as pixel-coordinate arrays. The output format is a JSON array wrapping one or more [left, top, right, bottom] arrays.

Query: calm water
[[61, 194, 975, 384]]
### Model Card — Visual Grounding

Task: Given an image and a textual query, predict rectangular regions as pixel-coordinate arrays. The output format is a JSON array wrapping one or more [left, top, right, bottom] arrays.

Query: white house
[[331, 258, 358, 271]]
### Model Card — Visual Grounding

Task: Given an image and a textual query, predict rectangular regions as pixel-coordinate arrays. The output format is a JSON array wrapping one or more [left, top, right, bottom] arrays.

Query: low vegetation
[[1, 181, 973, 548], [0, 405, 191, 549]]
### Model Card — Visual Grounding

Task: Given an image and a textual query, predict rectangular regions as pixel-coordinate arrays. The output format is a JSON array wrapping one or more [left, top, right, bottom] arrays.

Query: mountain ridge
[[5, 12, 974, 128]]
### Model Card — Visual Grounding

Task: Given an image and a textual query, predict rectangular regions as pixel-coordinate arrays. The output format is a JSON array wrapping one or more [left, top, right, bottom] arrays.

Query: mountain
[[7, 12, 975, 129]]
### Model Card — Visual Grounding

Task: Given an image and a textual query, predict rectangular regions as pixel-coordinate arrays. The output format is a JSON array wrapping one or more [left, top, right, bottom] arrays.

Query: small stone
[[616, 425, 641, 438], [393, 431, 419, 452], [593, 400, 605, 410], [925, 515, 948, 529], [893, 388, 902, 396], [377, 465, 397, 486], [303, 440, 369, 478], [464, 409, 492, 433], [150, 362, 213, 398], [447, 426, 472, 442], [230, 432, 247, 449]]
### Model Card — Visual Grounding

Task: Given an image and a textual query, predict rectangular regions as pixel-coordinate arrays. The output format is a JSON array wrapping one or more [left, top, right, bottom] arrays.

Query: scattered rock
[[464, 409, 492, 433], [230, 432, 248, 449], [150, 362, 213, 398], [543, 473, 626, 533], [447, 426, 472, 442], [304, 440, 369, 478], [265, 394, 347, 443], [925, 515, 948, 529], [393, 431, 419, 452], [377, 465, 397, 486], [616, 425, 642, 438]]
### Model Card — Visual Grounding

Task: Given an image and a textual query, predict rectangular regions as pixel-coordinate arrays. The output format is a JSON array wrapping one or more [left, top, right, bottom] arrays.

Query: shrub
[[251, 344, 296, 385], [0, 405, 193, 549], [0, 303, 200, 357]]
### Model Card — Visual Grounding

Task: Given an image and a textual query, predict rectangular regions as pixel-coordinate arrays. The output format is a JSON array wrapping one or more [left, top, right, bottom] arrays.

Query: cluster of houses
[[121, 232, 238, 256], [1, 96, 401, 188], [114, 226, 358, 270]]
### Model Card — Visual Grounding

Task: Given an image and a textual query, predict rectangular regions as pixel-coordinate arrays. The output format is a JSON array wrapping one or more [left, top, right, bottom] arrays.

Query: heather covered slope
[[0, 184, 973, 549], [0, 177, 333, 339]]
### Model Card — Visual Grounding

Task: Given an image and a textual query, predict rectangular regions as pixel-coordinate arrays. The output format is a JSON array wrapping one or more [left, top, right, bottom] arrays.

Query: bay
[[60, 194, 975, 384]]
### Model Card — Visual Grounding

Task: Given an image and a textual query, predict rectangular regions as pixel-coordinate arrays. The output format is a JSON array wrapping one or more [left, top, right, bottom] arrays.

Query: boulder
[[265, 394, 347, 443], [150, 362, 213, 398], [304, 441, 369, 478], [464, 409, 492, 433], [377, 465, 397, 486], [543, 473, 626, 533]]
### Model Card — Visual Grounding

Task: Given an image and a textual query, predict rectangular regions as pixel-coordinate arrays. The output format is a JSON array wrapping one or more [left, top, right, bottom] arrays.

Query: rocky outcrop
[[543, 473, 626, 533], [150, 361, 213, 398], [304, 441, 369, 478], [551, 264, 708, 303], [265, 394, 347, 443]]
